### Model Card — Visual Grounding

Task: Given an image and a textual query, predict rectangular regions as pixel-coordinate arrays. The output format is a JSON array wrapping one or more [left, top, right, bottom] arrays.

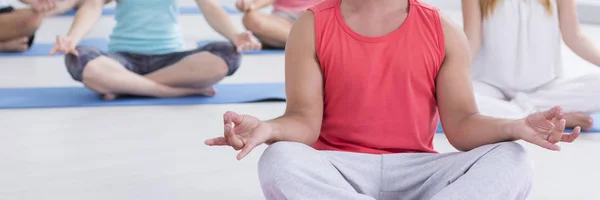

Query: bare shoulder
[[440, 14, 466, 43], [283, 9, 323, 114], [286, 11, 316, 53], [439, 13, 469, 57], [289, 11, 315, 40]]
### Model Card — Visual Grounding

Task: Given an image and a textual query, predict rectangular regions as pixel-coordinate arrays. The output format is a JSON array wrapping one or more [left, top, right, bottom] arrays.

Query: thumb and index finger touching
[[225, 111, 245, 126], [218, 111, 262, 160], [224, 112, 244, 150], [542, 106, 564, 121], [534, 106, 582, 150], [50, 36, 79, 56], [542, 106, 581, 140], [205, 111, 248, 146]]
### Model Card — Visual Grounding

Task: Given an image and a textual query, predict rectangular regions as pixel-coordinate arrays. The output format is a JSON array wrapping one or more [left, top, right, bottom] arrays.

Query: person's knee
[[83, 56, 108, 71], [0, 9, 41, 38], [258, 142, 312, 184], [258, 142, 308, 171], [490, 142, 533, 185], [199, 42, 242, 76], [193, 52, 229, 77], [492, 142, 531, 166], [242, 12, 263, 33], [64, 46, 104, 82], [22, 11, 42, 34]]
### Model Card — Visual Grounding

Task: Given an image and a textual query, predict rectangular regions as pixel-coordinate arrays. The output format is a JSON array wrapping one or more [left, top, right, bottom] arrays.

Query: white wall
[[423, 0, 462, 10], [577, 0, 600, 24]]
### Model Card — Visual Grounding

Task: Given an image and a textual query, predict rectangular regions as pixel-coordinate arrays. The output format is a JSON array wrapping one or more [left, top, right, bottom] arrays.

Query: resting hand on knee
[[205, 111, 275, 160], [232, 31, 261, 52], [50, 35, 79, 56]]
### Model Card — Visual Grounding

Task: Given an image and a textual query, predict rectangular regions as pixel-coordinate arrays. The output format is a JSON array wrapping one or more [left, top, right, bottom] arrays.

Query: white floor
[[1, 1, 600, 199]]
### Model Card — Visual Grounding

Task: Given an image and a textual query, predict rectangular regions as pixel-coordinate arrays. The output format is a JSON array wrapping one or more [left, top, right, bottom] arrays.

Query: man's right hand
[[205, 111, 275, 160], [514, 106, 581, 151], [50, 35, 79, 56]]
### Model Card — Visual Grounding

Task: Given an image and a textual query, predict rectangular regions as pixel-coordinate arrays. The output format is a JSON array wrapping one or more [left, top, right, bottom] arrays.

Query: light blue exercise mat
[[0, 38, 108, 57], [0, 83, 286, 109], [2, 39, 284, 57], [58, 6, 240, 16]]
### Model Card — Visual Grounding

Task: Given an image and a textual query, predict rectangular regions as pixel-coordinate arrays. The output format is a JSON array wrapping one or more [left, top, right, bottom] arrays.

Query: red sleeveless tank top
[[308, 0, 445, 154]]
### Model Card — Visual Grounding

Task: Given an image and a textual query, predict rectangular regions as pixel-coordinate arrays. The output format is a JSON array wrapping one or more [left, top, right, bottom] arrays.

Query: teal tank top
[[108, 0, 184, 55]]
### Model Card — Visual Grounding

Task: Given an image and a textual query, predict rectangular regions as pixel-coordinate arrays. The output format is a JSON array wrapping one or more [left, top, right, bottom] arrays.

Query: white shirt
[[472, 0, 562, 92]]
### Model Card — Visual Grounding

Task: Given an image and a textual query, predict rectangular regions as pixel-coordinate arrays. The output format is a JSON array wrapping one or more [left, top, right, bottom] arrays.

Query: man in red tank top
[[206, 0, 580, 199]]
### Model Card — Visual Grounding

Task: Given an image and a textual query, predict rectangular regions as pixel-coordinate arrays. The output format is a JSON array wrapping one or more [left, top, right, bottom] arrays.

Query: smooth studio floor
[[1, 0, 599, 199]]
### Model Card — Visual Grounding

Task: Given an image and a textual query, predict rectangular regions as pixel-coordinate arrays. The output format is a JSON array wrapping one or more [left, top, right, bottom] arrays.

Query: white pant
[[474, 73, 600, 119]]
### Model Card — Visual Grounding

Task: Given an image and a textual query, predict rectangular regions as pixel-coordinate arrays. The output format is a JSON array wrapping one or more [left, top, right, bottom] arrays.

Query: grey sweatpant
[[258, 142, 533, 200]]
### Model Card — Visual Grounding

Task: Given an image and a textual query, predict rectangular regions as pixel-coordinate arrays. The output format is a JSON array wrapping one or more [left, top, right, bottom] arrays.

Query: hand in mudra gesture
[[205, 111, 274, 160], [516, 106, 581, 151]]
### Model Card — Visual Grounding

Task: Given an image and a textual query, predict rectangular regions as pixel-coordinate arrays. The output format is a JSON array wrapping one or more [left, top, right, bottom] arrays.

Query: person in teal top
[[108, 0, 185, 55], [51, 0, 261, 100]]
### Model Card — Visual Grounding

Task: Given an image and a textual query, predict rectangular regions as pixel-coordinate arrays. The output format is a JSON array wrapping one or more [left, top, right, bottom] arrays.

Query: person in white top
[[462, 0, 600, 131], [0, 0, 85, 52]]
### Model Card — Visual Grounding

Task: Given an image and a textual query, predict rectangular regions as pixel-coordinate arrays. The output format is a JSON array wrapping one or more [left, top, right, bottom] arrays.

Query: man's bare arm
[[204, 11, 322, 159], [266, 11, 323, 145], [436, 14, 519, 151]]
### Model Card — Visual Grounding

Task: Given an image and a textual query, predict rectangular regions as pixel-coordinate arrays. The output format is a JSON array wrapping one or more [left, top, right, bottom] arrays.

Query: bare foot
[[0, 37, 29, 52], [102, 86, 217, 100], [158, 86, 217, 97], [564, 112, 593, 131], [199, 86, 217, 96], [172, 86, 217, 97], [103, 93, 117, 101]]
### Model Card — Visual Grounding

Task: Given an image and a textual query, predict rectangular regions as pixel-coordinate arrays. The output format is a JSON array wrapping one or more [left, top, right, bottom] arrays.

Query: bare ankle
[[155, 84, 187, 97], [156, 85, 215, 97]]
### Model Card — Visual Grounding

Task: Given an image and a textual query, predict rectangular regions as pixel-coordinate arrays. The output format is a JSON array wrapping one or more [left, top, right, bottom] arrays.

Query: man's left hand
[[515, 106, 581, 151]]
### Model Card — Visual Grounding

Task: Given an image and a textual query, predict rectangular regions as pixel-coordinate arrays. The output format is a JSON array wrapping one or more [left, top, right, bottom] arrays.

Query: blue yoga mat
[[435, 113, 600, 133], [58, 6, 239, 16], [0, 83, 286, 109], [2, 39, 284, 57], [197, 41, 285, 55], [0, 38, 108, 57]]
